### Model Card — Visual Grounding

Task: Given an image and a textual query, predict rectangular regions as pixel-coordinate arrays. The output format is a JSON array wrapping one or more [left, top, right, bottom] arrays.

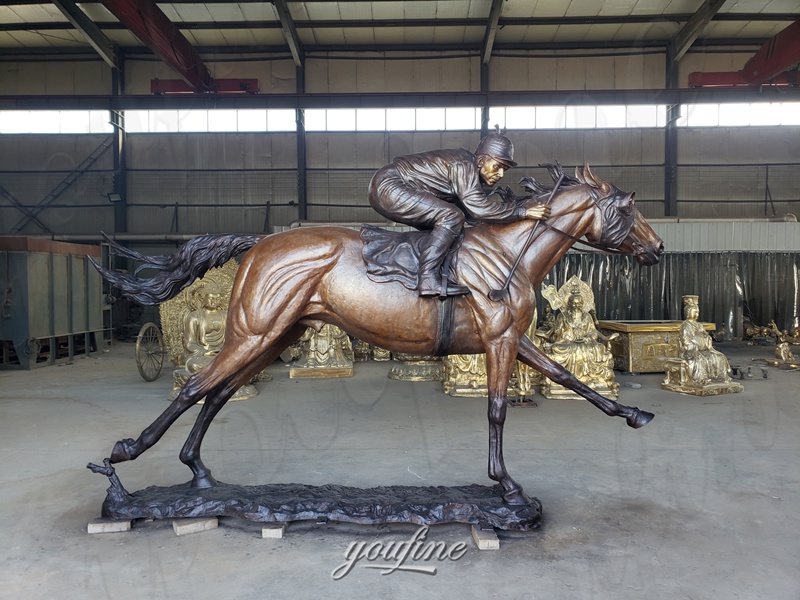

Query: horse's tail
[[89, 232, 266, 305]]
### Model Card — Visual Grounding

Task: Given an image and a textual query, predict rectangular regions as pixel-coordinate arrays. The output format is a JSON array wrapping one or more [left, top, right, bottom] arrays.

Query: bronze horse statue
[[92, 164, 664, 505]]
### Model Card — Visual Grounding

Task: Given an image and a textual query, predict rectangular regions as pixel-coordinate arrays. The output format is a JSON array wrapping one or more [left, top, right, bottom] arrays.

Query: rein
[[538, 221, 626, 255]]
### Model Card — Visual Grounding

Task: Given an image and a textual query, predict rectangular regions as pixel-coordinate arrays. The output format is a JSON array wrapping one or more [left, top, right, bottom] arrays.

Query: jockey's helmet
[[475, 133, 517, 168]]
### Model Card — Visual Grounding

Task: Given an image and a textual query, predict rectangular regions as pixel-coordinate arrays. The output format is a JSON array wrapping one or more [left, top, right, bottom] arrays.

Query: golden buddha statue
[[662, 295, 743, 395], [540, 276, 618, 399], [161, 261, 260, 402], [183, 283, 226, 374]]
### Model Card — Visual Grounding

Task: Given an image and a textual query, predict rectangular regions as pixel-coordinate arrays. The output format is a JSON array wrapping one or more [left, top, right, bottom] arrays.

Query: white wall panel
[[0, 58, 111, 94], [306, 53, 478, 93]]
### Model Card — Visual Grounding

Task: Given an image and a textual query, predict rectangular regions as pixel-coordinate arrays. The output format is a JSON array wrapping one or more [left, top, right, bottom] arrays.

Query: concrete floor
[[0, 340, 797, 600]]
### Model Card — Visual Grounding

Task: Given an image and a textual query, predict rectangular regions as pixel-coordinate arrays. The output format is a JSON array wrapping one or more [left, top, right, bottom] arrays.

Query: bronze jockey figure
[[368, 132, 550, 297]]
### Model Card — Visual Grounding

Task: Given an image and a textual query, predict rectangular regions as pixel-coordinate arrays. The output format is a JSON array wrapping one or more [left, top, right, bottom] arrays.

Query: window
[[1, 103, 796, 134], [0, 110, 113, 133], [386, 108, 415, 130]]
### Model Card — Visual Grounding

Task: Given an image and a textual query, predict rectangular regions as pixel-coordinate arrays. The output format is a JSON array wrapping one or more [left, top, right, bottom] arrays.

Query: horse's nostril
[[657, 241, 665, 254]]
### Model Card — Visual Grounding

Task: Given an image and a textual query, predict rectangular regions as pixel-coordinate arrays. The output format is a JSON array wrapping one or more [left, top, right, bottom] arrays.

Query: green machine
[[0, 237, 104, 369]]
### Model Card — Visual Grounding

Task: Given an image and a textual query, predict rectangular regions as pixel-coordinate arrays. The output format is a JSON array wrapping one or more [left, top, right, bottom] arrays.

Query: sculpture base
[[87, 462, 541, 531], [660, 381, 744, 396], [289, 365, 353, 378], [387, 355, 442, 382]]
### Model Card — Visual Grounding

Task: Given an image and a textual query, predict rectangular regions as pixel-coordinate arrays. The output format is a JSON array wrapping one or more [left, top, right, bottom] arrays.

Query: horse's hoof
[[191, 473, 218, 489], [109, 439, 135, 463], [502, 488, 531, 506], [626, 409, 654, 429]]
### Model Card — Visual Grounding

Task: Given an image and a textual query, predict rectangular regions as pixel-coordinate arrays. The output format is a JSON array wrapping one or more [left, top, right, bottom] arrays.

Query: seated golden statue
[[183, 283, 226, 374], [540, 276, 618, 399], [662, 295, 742, 396], [161, 261, 260, 402], [289, 324, 354, 378]]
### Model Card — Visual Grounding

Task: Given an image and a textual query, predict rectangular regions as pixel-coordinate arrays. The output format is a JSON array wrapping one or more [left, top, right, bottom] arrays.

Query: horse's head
[[576, 164, 664, 265]]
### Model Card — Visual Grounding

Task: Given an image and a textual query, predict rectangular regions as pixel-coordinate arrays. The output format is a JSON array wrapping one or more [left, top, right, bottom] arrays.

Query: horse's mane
[[518, 162, 581, 198]]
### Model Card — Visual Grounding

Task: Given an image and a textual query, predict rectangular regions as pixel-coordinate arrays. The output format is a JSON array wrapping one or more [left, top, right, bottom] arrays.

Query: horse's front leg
[[517, 334, 654, 428], [484, 337, 529, 506]]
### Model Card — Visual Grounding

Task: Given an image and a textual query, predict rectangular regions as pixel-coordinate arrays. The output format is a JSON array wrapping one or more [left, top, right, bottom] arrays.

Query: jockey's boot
[[418, 228, 470, 297]]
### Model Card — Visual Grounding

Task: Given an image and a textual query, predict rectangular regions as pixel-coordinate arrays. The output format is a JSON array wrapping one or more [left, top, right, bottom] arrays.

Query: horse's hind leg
[[178, 326, 305, 488], [109, 353, 240, 464]]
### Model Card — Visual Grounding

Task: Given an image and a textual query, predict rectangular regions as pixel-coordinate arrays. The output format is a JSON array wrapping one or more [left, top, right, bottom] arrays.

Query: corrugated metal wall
[[0, 134, 114, 235], [541, 252, 800, 336], [126, 132, 297, 233]]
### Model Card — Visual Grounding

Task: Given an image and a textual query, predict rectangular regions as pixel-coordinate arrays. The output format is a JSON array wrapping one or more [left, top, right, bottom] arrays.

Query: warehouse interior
[[0, 1, 798, 599]]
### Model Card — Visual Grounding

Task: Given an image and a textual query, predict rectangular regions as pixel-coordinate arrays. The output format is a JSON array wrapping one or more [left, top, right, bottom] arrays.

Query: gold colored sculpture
[[539, 276, 618, 400], [289, 324, 354, 378], [352, 339, 373, 362], [183, 283, 227, 375], [443, 312, 541, 398], [767, 321, 797, 362], [161, 261, 260, 402], [661, 295, 743, 395], [372, 347, 391, 361], [443, 353, 494, 397], [388, 353, 443, 381]]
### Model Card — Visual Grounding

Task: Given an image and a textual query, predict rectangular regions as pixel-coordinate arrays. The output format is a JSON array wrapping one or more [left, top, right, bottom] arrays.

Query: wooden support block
[[87, 518, 133, 534], [172, 517, 218, 536], [471, 524, 500, 550], [261, 524, 286, 539]]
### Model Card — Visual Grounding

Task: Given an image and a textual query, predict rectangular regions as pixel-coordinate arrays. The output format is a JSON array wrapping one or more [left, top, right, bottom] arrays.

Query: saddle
[[359, 225, 463, 292]]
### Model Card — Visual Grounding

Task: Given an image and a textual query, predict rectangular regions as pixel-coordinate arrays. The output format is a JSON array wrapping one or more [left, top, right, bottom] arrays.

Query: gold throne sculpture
[[539, 276, 619, 400], [161, 260, 261, 402], [661, 295, 743, 396]]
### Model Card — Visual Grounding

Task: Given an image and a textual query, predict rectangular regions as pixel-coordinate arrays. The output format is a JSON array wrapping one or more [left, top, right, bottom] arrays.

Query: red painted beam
[[101, 0, 214, 92], [151, 78, 260, 95], [741, 18, 800, 85]]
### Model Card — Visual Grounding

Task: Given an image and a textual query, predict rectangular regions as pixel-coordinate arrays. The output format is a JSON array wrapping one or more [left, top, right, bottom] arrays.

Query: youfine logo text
[[331, 525, 468, 579]]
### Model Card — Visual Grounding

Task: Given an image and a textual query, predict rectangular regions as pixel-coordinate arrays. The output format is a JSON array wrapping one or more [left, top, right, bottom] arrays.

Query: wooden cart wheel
[[136, 322, 165, 382]]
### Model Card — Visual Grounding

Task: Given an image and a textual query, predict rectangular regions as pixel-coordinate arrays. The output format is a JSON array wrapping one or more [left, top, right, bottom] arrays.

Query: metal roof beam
[[51, 0, 117, 68], [2, 86, 797, 111], [5, 13, 799, 34], [482, 0, 504, 64], [99, 0, 214, 92], [668, 0, 728, 64], [272, 0, 303, 68]]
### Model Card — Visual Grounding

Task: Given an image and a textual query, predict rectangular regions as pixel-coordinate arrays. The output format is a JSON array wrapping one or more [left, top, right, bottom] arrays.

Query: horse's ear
[[584, 163, 611, 194], [618, 191, 636, 215], [575, 165, 586, 184]]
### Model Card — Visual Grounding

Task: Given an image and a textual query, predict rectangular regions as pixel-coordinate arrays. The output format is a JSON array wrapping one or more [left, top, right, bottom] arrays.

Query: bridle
[[534, 184, 637, 256]]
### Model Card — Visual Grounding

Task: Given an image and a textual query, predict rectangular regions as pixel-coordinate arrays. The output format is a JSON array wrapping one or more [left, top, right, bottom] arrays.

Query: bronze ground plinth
[[88, 460, 541, 531]]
